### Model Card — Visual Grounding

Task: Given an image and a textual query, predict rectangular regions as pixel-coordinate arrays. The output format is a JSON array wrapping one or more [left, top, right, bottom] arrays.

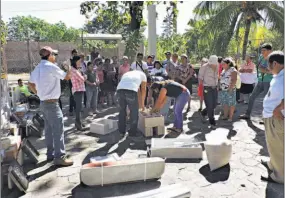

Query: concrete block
[[204, 140, 232, 171], [120, 183, 191, 198], [150, 138, 203, 159], [90, 119, 118, 135], [80, 157, 165, 186], [138, 123, 165, 137], [139, 111, 164, 128]]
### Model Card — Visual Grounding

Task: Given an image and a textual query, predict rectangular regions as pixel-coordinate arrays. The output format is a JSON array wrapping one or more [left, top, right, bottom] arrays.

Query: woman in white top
[[150, 61, 167, 77], [239, 55, 256, 104], [220, 58, 238, 121]]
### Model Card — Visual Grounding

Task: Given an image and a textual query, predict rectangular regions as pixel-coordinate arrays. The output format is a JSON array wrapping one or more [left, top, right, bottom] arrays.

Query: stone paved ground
[[3, 89, 284, 198]]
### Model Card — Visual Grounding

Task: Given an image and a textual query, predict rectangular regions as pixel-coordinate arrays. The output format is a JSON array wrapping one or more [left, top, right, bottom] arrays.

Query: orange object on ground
[[82, 161, 127, 168], [197, 83, 204, 100]]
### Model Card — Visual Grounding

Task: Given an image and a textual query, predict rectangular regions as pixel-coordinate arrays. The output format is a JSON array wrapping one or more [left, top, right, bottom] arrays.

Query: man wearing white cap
[[28, 46, 73, 166], [198, 55, 219, 128]]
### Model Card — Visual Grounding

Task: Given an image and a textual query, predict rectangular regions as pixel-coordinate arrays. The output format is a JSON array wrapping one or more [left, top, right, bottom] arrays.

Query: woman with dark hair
[[70, 56, 87, 130], [150, 80, 190, 133], [85, 62, 100, 116], [176, 54, 195, 112], [150, 61, 167, 77], [104, 58, 116, 106], [220, 57, 238, 122]]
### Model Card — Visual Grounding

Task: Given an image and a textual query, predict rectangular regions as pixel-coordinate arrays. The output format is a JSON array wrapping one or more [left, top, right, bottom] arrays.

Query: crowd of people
[[26, 43, 284, 184]]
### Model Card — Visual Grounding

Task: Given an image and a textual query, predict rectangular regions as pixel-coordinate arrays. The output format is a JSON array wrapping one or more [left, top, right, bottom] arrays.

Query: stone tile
[[68, 174, 80, 184], [27, 187, 59, 198], [57, 167, 80, 177], [210, 182, 239, 196], [240, 158, 259, 167], [231, 190, 260, 198], [4, 98, 283, 198]]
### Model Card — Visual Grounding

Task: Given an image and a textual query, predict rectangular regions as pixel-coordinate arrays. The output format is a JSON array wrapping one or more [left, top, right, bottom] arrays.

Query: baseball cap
[[39, 46, 58, 57], [208, 55, 218, 65], [122, 56, 128, 60], [261, 43, 272, 50], [165, 51, 171, 55], [181, 54, 188, 59]]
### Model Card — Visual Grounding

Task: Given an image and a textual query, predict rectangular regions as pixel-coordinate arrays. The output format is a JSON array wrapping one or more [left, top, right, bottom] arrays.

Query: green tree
[[0, 18, 7, 46], [194, 1, 284, 59], [162, 8, 174, 38], [7, 16, 80, 42], [80, 1, 145, 59], [80, 1, 183, 59]]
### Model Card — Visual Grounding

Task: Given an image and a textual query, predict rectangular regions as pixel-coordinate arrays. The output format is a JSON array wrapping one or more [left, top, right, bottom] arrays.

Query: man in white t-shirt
[[117, 70, 147, 140], [261, 51, 284, 184], [28, 46, 73, 166], [130, 53, 148, 74]]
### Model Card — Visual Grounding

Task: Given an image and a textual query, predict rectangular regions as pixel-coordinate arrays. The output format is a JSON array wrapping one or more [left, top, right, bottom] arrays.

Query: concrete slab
[[80, 157, 165, 186], [90, 119, 118, 135], [150, 138, 203, 159]]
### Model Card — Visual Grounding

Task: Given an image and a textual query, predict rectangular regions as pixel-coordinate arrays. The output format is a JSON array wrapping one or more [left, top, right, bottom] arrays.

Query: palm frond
[[262, 4, 284, 34], [202, 3, 240, 32]]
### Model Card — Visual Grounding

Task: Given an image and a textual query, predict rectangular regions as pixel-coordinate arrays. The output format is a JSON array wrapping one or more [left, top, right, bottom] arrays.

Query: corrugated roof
[[81, 34, 122, 40]]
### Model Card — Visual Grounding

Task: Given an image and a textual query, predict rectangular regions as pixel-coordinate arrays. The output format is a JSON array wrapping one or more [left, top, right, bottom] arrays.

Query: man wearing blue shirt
[[260, 51, 284, 184], [239, 43, 273, 120]]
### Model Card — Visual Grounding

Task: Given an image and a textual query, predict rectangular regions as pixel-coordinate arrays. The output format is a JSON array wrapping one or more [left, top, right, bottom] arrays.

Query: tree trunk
[[242, 19, 252, 60], [172, 2, 177, 34], [220, 14, 239, 56], [130, 1, 144, 31]]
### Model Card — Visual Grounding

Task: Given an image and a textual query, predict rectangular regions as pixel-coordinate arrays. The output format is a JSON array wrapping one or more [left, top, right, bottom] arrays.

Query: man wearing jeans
[[116, 70, 147, 140], [239, 43, 273, 120], [198, 55, 219, 128], [28, 46, 73, 166], [261, 51, 284, 183]]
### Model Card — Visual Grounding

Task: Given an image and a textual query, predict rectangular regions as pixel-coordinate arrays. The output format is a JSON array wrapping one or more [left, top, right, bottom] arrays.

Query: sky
[[2, 1, 198, 37]]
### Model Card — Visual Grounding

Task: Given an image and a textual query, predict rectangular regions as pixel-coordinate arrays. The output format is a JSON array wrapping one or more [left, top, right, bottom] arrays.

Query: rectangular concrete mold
[[90, 119, 118, 135], [150, 138, 203, 159], [120, 183, 191, 198], [80, 157, 165, 186], [204, 140, 232, 171], [90, 153, 120, 163]]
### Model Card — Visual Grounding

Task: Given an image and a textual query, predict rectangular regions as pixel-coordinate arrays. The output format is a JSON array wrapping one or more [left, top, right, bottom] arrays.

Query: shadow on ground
[[199, 164, 231, 183], [70, 180, 161, 198]]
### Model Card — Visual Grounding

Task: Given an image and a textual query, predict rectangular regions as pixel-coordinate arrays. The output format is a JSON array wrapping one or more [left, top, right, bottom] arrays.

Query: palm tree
[[194, 1, 284, 59]]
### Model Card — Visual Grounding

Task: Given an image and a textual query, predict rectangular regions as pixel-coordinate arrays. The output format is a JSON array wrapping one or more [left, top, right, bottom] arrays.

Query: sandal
[[167, 127, 177, 131], [261, 175, 277, 183], [261, 160, 271, 171], [174, 129, 183, 133]]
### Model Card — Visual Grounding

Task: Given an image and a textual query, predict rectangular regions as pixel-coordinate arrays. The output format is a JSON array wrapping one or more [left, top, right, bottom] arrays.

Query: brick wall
[[4, 41, 145, 74]]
